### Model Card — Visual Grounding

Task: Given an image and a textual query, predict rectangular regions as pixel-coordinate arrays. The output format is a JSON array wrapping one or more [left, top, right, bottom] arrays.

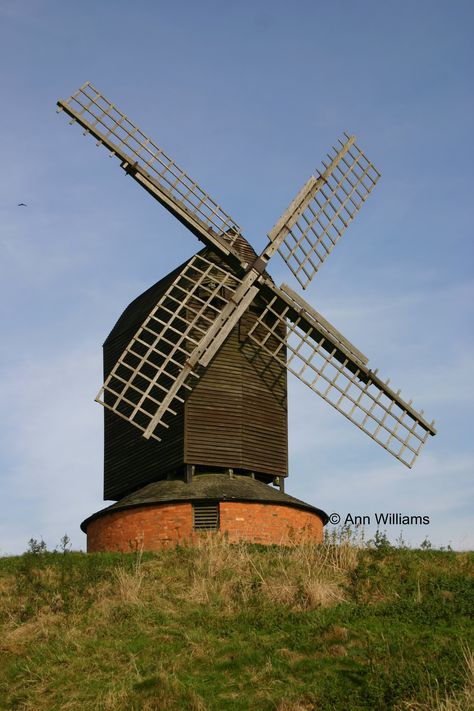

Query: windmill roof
[[80, 473, 328, 531], [104, 259, 185, 345], [105, 234, 259, 345]]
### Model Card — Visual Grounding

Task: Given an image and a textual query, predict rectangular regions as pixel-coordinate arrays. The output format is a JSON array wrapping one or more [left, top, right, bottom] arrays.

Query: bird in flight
[[17, 203, 27, 207]]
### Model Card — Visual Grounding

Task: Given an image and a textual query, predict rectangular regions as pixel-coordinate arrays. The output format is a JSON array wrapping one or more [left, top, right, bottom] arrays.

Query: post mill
[[56, 83, 436, 551]]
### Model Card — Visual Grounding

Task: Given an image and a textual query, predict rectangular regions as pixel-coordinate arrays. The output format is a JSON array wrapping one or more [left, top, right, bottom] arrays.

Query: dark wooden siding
[[102, 237, 287, 501], [103, 409, 184, 500], [184, 321, 288, 478], [103, 311, 185, 501]]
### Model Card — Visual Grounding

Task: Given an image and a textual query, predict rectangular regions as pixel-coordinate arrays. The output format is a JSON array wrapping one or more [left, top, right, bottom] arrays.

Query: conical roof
[[81, 473, 328, 532]]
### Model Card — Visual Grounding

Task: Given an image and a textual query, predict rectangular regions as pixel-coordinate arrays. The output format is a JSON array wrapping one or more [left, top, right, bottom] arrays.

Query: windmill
[[57, 83, 436, 551]]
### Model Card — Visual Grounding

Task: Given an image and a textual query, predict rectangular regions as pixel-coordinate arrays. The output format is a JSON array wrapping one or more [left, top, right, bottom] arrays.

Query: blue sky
[[0, 0, 472, 553]]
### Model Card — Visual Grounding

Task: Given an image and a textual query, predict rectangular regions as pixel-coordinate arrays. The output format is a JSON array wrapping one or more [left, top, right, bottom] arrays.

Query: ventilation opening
[[193, 502, 220, 531]]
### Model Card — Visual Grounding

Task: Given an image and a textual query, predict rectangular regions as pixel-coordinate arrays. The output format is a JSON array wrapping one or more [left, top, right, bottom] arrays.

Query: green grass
[[0, 536, 473, 710]]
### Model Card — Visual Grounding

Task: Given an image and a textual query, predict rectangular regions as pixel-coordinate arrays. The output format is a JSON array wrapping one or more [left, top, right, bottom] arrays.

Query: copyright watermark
[[328, 513, 430, 526]]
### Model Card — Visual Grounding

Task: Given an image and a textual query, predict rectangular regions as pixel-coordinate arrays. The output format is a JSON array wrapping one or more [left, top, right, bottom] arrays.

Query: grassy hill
[[0, 532, 473, 710]]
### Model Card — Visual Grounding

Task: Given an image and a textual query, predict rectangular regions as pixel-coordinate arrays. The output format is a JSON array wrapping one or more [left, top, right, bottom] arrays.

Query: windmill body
[[102, 241, 288, 503], [57, 83, 436, 551]]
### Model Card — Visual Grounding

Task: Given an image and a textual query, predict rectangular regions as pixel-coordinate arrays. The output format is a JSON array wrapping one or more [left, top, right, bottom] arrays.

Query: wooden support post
[[184, 464, 195, 484]]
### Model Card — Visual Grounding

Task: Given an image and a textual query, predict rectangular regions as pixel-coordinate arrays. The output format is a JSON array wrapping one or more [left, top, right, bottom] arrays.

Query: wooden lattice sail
[[57, 82, 436, 487]]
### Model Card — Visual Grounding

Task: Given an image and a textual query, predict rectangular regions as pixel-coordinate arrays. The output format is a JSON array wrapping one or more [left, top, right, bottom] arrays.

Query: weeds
[[114, 542, 144, 605], [397, 646, 474, 710], [180, 531, 360, 612]]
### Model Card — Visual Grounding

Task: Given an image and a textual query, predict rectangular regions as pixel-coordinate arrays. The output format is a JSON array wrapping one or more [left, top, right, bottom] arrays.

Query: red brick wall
[[220, 502, 323, 545], [86, 501, 324, 552]]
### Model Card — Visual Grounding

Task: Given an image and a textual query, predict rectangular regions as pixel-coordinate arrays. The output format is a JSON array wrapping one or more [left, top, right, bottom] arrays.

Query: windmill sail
[[58, 82, 436, 468], [268, 135, 380, 289], [57, 83, 246, 268], [246, 282, 436, 468], [96, 252, 246, 440]]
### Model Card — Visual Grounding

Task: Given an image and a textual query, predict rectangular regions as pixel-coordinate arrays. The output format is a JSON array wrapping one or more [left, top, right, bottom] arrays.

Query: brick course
[[86, 501, 324, 552]]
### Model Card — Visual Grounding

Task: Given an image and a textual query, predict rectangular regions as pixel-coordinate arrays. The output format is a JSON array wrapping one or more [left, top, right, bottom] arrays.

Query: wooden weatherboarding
[[57, 82, 436, 505]]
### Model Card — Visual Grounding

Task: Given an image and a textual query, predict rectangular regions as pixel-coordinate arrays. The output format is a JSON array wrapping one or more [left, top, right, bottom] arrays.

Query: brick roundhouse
[[83, 475, 327, 551]]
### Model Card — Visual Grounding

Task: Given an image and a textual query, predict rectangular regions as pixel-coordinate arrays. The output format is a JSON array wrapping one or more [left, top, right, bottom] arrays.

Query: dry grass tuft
[[437, 647, 474, 711], [99, 685, 131, 711], [113, 545, 144, 605], [114, 566, 144, 605], [398, 646, 474, 711], [179, 533, 359, 612], [278, 647, 308, 665], [325, 625, 349, 642], [327, 643, 348, 658], [275, 699, 317, 711], [0, 610, 63, 654]]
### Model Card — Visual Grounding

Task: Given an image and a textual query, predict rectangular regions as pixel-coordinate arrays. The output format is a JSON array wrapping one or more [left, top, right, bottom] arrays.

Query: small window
[[193, 502, 220, 531]]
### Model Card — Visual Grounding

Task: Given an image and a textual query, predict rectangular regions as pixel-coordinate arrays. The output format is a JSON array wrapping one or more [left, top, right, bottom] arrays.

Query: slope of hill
[[0, 533, 473, 710]]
